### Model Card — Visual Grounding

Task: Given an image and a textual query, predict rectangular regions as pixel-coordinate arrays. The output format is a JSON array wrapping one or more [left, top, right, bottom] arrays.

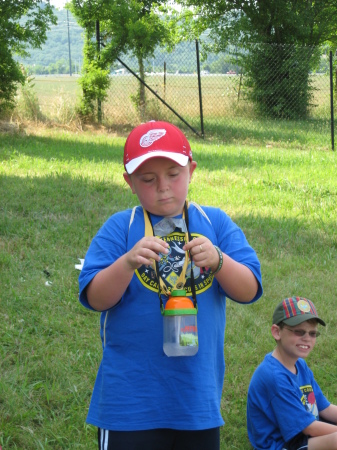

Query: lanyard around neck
[[144, 202, 197, 311]]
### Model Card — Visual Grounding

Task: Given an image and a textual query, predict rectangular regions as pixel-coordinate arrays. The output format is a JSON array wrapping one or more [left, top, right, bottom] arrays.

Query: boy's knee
[[333, 431, 337, 444], [325, 431, 337, 449], [308, 432, 337, 450]]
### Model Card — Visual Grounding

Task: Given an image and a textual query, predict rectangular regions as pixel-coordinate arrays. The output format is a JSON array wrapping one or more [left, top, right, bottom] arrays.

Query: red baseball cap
[[124, 121, 193, 174]]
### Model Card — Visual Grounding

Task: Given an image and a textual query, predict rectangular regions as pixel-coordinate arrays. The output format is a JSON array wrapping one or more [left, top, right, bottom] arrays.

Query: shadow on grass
[[1, 130, 332, 179], [0, 132, 125, 165]]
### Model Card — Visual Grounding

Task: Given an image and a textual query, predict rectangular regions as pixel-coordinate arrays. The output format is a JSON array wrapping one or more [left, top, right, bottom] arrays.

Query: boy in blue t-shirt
[[247, 296, 337, 450], [79, 121, 263, 450]]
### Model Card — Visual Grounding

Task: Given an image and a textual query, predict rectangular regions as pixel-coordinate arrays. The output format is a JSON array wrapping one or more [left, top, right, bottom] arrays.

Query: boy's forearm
[[319, 405, 337, 424], [86, 254, 135, 311], [303, 419, 337, 436], [214, 253, 258, 303]]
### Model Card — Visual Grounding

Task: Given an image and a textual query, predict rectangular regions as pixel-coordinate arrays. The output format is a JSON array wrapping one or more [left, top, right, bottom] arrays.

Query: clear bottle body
[[163, 314, 198, 357]]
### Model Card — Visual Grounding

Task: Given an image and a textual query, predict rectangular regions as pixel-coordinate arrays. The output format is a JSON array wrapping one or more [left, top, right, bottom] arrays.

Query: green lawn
[[1, 126, 337, 449]]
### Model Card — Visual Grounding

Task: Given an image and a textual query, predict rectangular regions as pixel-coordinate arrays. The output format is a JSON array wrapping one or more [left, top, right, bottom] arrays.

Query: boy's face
[[123, 157, 197, 217], [272, 320, 318, 362]]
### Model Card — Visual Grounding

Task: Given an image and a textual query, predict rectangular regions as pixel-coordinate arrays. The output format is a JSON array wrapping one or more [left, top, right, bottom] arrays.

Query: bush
[[243, 44, 320, 120], [14, 77, 44, 122]]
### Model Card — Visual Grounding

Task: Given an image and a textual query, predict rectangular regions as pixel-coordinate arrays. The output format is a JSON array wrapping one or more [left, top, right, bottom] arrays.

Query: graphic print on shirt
[[300, 384, 319, 420], [135, 231, 214, 294]]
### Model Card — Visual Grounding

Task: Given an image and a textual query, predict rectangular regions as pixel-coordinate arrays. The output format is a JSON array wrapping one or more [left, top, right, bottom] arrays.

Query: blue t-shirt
[[247, 353, 330, 450], [79, 203, 262, 431]]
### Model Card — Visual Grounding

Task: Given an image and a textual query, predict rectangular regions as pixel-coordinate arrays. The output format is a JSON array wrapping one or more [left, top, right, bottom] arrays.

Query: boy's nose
[[157, 178, 169, 191]]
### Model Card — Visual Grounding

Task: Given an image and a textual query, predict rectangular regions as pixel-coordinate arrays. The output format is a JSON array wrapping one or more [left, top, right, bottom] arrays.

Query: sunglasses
[[283, 327, 320, 338]]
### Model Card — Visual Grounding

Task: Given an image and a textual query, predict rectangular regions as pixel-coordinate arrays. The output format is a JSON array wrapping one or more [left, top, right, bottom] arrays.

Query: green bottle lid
[[171, 289, 187, 297]]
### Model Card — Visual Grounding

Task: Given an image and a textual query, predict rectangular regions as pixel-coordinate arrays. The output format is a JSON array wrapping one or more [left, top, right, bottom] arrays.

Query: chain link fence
[[102, 41, 336, 149], [25, 40, 336, 149]]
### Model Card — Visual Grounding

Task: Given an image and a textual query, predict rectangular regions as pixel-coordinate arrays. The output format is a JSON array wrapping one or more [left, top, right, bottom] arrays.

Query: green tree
[[126, 3, 176, 117], [0, 0, 56, 115], [207, 54, 233, 74], [69, 0, 177, 120], [180, 0, 337, 118], [59, 7, 110, 120]]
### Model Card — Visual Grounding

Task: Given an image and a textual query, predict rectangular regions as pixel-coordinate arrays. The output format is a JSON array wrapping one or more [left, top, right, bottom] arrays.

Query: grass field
[[27, 73, 332, 119], [1, 123, 337, 449], [18, 75, 336, 151]]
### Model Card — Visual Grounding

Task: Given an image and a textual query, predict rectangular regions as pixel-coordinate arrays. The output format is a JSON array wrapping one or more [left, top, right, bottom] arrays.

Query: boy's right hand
[[125, 237, 169, 271], [87, 237, 169, 311]]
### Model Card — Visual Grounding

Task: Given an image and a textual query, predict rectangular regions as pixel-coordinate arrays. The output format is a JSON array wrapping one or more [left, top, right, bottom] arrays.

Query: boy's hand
[[126, 237, 169, 271], [183, 238, 220, 274]]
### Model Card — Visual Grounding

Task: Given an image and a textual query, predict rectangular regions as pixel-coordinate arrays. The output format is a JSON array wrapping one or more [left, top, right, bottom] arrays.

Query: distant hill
[[16, 7, 241, 75], [17, 7, 84, 74], [15, 7, 328, 76]]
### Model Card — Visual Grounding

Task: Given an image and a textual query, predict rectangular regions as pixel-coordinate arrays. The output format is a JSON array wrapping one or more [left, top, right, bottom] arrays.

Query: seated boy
[[247, 296, 337, 450]]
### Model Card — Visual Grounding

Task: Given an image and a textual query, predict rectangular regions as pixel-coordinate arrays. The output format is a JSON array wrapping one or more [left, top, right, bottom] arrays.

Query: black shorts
[[283, 432, 309, 450], [98, 427, 220, 450]]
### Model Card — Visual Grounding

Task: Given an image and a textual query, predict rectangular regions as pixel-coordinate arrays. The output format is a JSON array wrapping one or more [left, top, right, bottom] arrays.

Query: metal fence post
[[67, 10, 72, 76], [195, 39, 204, 138], [96, 20, 102, 123], [330, 51, 335, 151], [164, 61, 166, 101]]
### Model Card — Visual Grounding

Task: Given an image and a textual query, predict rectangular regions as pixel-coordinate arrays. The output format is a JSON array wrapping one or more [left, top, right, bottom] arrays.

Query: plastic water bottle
[[163, 289, 198, 357]]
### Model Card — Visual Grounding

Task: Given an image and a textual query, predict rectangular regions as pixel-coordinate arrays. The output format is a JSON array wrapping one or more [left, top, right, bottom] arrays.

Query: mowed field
[[29, 73, 332, 119], [18, 74, 335, 150]]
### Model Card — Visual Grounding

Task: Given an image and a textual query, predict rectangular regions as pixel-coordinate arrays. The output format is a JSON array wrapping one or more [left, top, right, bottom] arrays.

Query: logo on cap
[[140, 129, 166, 148], [297, 299, 310, 313]]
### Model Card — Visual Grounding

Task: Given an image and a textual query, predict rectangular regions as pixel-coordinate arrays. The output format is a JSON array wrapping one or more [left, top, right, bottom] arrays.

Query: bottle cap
[[171, 289, 187, 297], [164, 290, 196, 316]]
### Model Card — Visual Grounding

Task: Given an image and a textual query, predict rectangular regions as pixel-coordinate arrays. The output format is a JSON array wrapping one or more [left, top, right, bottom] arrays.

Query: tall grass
[[1, 126, 337, 449]]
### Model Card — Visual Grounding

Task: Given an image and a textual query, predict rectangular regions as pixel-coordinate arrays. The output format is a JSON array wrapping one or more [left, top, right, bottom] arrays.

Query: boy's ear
[[189, 161, 197, 182], [123, 172, 136, 194], [271, 324, 281, 341]]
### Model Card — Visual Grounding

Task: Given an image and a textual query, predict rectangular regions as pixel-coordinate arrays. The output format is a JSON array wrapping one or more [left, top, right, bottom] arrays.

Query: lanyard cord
[[146, 202, 198, 311], [183, 202, 197, 308]]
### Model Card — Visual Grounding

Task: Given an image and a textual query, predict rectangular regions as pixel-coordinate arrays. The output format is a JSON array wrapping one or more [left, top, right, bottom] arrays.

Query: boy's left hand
[[183, 238, 220, 274]]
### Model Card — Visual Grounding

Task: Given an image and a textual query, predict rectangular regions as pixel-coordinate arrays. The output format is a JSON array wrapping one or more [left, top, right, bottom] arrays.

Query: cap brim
[[125, 151, 189, 174], [283, 314, 326, 327]]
